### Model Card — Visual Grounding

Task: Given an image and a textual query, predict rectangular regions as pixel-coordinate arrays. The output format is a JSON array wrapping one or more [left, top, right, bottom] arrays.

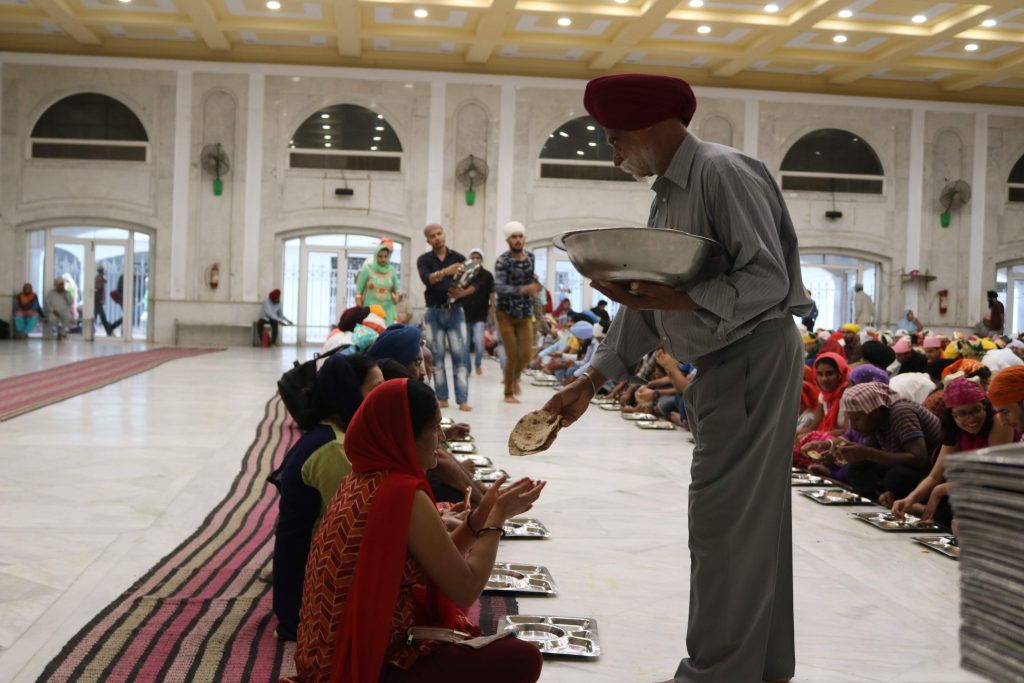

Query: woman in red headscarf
[[794, 352, 851, 468], [284, 378, 545, 683], [891, 377, 1016, 527]]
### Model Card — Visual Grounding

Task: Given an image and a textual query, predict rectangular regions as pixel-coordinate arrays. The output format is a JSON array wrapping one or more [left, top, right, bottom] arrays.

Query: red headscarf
[[801, 365, 818, 412], [819, 335, 846, 360], [814, 352, 850, 432], [327, 379, 460, 683]]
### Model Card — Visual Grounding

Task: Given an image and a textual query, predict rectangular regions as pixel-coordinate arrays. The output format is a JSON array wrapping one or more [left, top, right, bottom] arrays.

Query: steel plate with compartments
[[454, 454, 493, 468], [447, 434, 474, 442], [504, 615, 600, 657], [599, 403, 621, 411], [503, 517, 552, 539], [484, 563, 558, 595], [851, 511, 944, 532], [791, 472, 833, 487], [473, 466, 510, 483], [621, 412, 658, 421], [448, 442, 477, 454], [799, 488, 873, 505], [636, 419, 676, 430], [440, 417, 454, 426], [913, 535, 960, 559]]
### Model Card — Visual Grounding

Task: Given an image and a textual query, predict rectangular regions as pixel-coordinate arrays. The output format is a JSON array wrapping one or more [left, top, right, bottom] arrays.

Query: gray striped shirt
[[590, 131, 811, 379]]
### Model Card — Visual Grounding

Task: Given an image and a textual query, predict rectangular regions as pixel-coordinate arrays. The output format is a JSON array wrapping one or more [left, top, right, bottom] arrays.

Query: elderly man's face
[[995, 402, 1024, 430], [506, 233, 525, 252], [603, 127, 659, 181]]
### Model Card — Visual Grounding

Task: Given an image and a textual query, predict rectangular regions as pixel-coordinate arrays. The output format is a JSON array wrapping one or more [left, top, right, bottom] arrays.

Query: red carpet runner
[[36, 395, 517, 683], [0, 347, 222, 422]]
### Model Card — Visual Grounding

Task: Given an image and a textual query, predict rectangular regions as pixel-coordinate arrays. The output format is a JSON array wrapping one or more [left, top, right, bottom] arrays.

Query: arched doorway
[[799, 253, 878, 330]]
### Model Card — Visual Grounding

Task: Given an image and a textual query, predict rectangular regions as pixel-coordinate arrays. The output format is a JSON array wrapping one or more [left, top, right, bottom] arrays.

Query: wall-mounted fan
[[455, 154, 489, 206], [200, 143, 231, 196], [939, 179, 971, 228]]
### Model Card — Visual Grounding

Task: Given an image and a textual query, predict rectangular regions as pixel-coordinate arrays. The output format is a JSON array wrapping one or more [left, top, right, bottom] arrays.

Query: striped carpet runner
[[0, 347, 222, 422], [36, 395, 516, 683]]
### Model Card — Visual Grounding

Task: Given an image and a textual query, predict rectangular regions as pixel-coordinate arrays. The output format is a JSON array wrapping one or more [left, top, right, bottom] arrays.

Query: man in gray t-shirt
[[546, 74, 810, 683]]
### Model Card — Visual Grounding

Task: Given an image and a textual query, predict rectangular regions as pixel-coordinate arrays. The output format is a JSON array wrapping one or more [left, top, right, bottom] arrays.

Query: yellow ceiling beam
[[178, 0, 230, 50], [588, 0, 681, 71], [333, 0, 361, 57], [31, 0, 100, 44], [942, 49, 1024, 92], [828, 4, 999, 85], [711, 0, 848, 77], [465, 0, 517, 64]]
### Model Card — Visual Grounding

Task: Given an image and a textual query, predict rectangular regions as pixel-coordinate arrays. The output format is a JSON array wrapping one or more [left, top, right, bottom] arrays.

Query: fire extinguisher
[[208, 263, 220, 290], [938, 289, 948, 316]]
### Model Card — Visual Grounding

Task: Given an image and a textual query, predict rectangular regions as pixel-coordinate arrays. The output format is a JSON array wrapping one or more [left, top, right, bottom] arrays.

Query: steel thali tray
[[799, 489, 873, 505], [454, 454, 493, 468], [791, 472, 833, 487], [591, 397, 617, 406], [850, 511, 943, 532], [485, 563, 557, 595], [913, 535, 960, 559], [448, 442, 477, 454], [504, 615, 600, 657], [621, 412, 658, 421], [599, 403, 621, 411], [503, 517, 551, 539], [440, 417, 454, 427], [473, 466, 510, 483], [636, 419, 676, 430]]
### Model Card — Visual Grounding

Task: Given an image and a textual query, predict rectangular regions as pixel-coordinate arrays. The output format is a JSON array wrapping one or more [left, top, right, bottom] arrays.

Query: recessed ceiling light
[[320, 113, 329, 119], [404, 83, 414, 89], [614, 0, 629, 4], [266, 0, 281, 9], [981, 19, 997, 28], [586, 125, 596, 131], [324, 134, 332, 139], [557, 17, 572, 26], [559, 131, 569, 137], [688, 0, 704, 7], [833, 34, 847, 43], [964, 42, 979, 51], [373, 136, 382, 141], [118, 0, 131, 4], [370, 146, 378, 151], [322, 124, 331, 130], [697, 25, 712, 34], [289, 139, 294, 144], [911, 14, 927, 24], [838, 9, 852, 18], [414, 8, 428, 18], [377, 114, 384, 119], [764, 3, 780, 12], [576, 150, 585, 156], [324, 142, 332, 147], [375, 126, 384, 131], [588, 142, 597, 147]]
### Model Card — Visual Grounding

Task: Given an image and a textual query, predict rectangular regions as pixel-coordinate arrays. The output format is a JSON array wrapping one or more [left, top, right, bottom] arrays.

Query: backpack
[[276, 344, 348, 431]]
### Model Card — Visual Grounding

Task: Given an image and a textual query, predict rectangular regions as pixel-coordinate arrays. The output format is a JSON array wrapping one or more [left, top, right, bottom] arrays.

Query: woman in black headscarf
[[270, 353, 383, 641]]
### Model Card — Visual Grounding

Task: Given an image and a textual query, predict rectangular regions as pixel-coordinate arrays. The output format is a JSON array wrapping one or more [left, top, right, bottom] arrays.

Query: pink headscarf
[[943, 377, 987, 408]]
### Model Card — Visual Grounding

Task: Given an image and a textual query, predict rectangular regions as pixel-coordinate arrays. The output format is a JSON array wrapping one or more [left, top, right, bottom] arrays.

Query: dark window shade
[[290, 153, 401, 172], [32, 93, 147, 141], [1010, 187, 1024, 203], [781, 175, 883, 195], [291, 104, 402, 152], [32, 142, 147, 161], [781, 129, 883, 176], [540, 163, 635, 182]]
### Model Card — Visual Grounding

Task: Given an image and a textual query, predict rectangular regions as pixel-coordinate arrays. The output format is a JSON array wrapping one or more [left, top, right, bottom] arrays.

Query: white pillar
[[968, 113, 988, 325], [904, 108, 926, 314], [169, 69, 192, 300], [494, 85, 516, 250], [242, 73, 264, 302], [743, 98, 759, 157], [425, 81, 446, 227]]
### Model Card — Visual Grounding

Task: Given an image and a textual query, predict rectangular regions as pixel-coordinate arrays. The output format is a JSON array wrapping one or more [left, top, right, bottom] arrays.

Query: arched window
[[539, 116, 632, 182], [289, 104, 403, 172], [1009, 153, 1024, 203], [30, 93, 148, 162], [781, 129, 884, 195]]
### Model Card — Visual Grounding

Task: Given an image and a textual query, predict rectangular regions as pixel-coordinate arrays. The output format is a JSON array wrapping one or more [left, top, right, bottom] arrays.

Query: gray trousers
[[675, 317, 803, 682]]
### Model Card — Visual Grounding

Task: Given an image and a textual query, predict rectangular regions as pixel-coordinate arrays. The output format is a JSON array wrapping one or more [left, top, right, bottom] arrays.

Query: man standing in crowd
[[460, 247, 495, 376], [987, 290, 1005, 337], [854, 283, 875, 326], [416, 223, 473, 411], [494, 221, 541, 404], [545, 74, 810, 683], [257, 288, 293, 346]]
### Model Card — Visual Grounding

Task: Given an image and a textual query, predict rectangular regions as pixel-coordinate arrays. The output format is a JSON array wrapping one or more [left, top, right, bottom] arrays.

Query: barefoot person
[[543, 73, 811, 683], [494, 221, 541, 403]]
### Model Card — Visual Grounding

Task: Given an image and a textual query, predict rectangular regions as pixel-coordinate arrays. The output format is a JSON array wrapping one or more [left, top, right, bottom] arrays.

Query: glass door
[[50, 240, 87, 339], [303, 249, 339, 345], [93, 242, 128, 339]]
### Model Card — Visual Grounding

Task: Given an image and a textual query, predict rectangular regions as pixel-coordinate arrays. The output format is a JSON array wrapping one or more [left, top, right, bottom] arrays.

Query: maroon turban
[[269, 289, 281, 302], [584, 74, 697, 131], [338, 306, 370, 332]]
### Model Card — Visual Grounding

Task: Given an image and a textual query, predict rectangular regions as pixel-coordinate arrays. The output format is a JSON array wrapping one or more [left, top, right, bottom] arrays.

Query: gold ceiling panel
[[0, 0, 1021, 105]]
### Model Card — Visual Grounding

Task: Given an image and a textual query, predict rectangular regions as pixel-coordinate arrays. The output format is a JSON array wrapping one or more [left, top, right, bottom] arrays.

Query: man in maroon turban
[[545, 74, 811, 683]]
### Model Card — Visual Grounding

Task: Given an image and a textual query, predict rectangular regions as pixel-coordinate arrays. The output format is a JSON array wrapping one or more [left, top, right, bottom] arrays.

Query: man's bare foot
[[438, 400, 449, 408], [459, 403, 473, 412], [513, 381, 522, 395], [475, 366, 482, 375], [504, 396, 520, 404]]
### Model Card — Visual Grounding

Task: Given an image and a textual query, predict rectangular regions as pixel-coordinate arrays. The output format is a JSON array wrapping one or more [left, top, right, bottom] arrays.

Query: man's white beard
[[619, 147, 656, 182]]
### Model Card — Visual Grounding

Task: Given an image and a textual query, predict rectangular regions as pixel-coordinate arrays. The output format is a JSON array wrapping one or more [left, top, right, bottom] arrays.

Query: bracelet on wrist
[[581, 371, 599, 396], [466, 512, 480, 536], [475, 526, 506, 538]]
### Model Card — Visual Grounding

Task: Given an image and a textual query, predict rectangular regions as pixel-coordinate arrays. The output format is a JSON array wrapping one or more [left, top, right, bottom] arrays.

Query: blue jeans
[[424, 307, 470, 405], [469, 321, 486, 370]]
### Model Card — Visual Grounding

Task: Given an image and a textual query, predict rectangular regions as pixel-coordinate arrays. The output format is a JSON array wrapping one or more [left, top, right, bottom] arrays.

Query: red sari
[[286, 379, 476, 683]]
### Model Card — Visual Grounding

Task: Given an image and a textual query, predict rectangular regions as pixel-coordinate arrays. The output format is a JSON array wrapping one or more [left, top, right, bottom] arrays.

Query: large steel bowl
[[553, 227, 725, 290]]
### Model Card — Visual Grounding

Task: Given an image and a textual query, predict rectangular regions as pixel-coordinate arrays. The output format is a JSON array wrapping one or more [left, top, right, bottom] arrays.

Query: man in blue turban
[[366, 324, 424, 380]]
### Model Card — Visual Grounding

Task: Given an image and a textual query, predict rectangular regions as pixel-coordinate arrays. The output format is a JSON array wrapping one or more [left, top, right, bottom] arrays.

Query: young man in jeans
[[460, 248, 496, 376], [416, 223, 474, 411], [493, 221, 541, 403]]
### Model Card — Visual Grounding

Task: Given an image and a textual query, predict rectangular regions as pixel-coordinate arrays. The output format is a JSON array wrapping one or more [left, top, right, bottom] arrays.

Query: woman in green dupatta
[[355, 239, 401, 324]]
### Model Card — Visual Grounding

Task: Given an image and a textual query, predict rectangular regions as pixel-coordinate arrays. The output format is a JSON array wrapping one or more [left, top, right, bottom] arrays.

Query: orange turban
[[941, 358, 983, 380], [988, 366, 1024, 407]]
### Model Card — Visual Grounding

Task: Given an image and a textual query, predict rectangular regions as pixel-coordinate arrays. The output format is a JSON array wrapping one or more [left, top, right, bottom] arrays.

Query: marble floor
[[0, 341, 981, 683]]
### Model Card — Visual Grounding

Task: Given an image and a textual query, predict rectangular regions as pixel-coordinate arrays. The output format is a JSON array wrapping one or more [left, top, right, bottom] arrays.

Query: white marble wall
[[1, 56, 1023, 343]]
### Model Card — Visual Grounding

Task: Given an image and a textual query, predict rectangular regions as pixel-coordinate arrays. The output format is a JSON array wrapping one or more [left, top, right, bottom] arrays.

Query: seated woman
[[794, 352, 850, 468], [287, 378, 545, 683], [835, 382, 943, 505], [892, 378, 1015, 527], [13, 283, 44, 338], [317, 306, 370, 368], [270, 353, 383, 641]]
